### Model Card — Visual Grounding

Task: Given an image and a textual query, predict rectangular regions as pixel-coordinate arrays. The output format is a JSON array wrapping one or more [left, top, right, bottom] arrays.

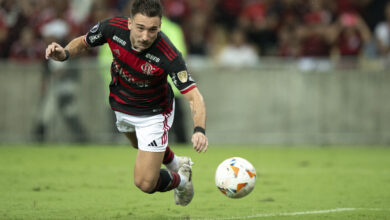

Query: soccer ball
[[215, 157, 256, 198]]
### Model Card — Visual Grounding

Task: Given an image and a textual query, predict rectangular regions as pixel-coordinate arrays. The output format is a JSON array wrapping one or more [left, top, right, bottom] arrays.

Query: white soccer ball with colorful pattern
[[215, 157, 256, 198]]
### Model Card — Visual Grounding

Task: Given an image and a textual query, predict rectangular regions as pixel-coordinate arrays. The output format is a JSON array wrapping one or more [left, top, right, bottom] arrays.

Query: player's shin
[[149, 169, 181, 193]]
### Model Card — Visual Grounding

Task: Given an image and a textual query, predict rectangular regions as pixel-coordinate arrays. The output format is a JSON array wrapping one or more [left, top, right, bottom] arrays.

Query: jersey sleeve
[[167, 56, 197, 94], [84, 18, 110, 47]]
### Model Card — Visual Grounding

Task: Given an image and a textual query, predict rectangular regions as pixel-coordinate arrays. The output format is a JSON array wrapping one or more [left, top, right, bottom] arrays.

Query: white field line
[[195, 208, 386, 220]]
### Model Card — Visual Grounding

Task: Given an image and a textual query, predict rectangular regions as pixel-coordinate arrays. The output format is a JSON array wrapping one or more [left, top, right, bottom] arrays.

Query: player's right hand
[[192, 132, 208, 153], [45, 42, 66, 61]]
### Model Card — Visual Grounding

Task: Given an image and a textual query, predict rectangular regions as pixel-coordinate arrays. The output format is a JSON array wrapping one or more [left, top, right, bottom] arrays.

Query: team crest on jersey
[[141, 62, 155, 75], [177, 71, 188, 83]]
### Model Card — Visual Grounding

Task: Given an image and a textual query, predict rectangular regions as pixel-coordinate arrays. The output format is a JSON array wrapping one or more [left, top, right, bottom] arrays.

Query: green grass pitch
[[0, 145, 389, 219]]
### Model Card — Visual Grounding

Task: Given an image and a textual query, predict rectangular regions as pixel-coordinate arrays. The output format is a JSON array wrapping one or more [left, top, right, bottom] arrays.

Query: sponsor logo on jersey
[[89, 33, 102, 43], [114, 61, 150, 87], [90, 23, 99, 33], [113, 35, 126, 46], [146, 53, 160, 63], [141, 62, 155, 75], [177, 71, 188, 83]]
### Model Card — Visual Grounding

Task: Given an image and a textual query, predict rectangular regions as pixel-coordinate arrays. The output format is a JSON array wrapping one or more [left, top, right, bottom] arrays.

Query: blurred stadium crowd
[[1, 0, 390, 145], [1, 0, 390, 68]]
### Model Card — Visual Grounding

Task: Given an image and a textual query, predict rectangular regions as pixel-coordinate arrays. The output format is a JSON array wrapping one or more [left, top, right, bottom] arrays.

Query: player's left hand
[[192, 132, 208, 153]]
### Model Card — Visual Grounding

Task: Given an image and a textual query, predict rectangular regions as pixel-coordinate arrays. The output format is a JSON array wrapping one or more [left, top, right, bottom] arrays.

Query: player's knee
[[134, 178, 156, 193]]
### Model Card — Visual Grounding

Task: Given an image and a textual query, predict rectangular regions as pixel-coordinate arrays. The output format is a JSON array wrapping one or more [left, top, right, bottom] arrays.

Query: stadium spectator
[[1, 0, 389, 70], [9, 26, 45, 62], [331, 12, 371, 69], [0, 4, 9, 56], [44, 0, 208, 206], [183, 10, 210, 55], [161, 0, 190, 25], [81, 0, 116, 38], [67, 0, 94, 26], [214, 0, 245, 28], [0, 0, 30, 58], [374, 1, 390, 67], [181, 1, 216, 56], [361, 0, 389, 31], [296, 0, 335, 72], [276, 5, 301, 57], [238, 0, 279, 56], [216, 27, 259, 67], [336, 0, 362, 14]]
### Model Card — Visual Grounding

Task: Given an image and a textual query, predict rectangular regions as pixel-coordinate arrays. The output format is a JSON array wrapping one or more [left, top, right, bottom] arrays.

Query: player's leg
[[134, 112, 194, 205], [133, 149, 163, 192], [123, 131, 188, 172], [115, 111, 139, 149], [115, 109, 194, 205], [134, 147, 194, 206], [118, 111, 183, 193], [124, 132, 138, 149], [134, 149, 181, 193], [132, 125, 184, 194]]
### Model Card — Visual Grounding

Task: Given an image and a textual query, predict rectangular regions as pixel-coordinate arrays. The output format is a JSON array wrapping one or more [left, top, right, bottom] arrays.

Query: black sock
[[163, 146, 174, 164], [150, 169, 180, 193]]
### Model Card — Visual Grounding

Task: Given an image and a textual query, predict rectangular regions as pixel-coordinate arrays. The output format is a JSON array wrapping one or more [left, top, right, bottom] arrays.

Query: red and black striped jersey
[[84, 16, 197, 115]]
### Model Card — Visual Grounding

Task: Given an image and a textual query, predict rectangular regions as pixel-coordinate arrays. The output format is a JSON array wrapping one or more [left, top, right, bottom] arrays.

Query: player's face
[[128, 14, 161, 51]]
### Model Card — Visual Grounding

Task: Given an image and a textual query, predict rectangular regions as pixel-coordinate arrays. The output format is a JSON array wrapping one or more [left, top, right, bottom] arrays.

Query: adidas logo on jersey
[[148, 140, 158, 147]]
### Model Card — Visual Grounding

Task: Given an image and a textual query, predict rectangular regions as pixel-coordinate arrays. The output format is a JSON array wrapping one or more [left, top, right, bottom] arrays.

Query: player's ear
[[128, 18, 132, 30]]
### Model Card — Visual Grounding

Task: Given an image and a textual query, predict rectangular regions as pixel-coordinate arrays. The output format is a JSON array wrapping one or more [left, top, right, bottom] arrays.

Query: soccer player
[[45, 0, 208, 206]]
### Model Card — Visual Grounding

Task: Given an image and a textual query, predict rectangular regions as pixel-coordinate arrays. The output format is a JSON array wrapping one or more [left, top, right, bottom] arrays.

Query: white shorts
[[114, 104, 175, 152]]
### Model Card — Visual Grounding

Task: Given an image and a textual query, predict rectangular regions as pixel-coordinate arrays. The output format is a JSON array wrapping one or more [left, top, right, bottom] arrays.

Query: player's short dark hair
[[130, 0, 163, 18]]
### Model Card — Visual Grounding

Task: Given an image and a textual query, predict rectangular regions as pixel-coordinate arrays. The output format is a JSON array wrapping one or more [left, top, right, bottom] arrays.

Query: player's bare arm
[[45, 35, 89, 61], [183, 87, 208, 153]]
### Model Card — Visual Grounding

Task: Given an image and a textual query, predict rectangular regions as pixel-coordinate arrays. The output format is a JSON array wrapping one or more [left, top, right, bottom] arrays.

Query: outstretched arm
[[183, 87, 208, 153], [45, 35, 89, 61]]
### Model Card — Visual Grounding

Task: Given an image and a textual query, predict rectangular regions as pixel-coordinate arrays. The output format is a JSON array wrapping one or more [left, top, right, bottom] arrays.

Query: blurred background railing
[[1, 57, 389, 145]]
